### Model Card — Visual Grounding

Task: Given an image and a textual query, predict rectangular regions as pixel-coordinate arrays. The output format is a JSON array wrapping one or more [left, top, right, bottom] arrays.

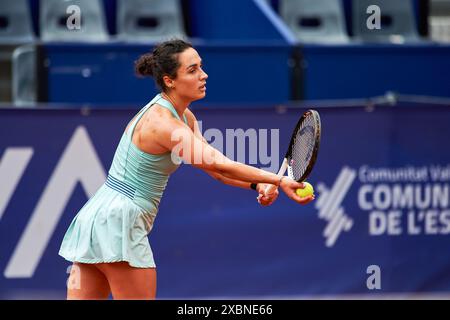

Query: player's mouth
[[199, 83, 206, 91]]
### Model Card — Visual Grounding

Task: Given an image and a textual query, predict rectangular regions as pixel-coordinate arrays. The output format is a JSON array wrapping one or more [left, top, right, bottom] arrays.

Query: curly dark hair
[[134, 39, 193, 91]]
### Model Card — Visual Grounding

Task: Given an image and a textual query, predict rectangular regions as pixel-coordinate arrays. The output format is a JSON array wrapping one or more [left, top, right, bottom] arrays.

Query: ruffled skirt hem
[[59, 184, 156, 269]]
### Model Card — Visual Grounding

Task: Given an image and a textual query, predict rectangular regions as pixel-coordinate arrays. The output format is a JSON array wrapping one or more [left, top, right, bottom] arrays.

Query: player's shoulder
[[183, 108, 198, 129], [151, 103, 173, 117], [184, 108, 196, 121], [145, 103, 178, 125], [139, 104, 177, 133]]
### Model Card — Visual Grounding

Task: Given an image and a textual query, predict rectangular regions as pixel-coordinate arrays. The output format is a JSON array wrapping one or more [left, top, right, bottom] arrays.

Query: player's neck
[[161, 92, 189, 118]]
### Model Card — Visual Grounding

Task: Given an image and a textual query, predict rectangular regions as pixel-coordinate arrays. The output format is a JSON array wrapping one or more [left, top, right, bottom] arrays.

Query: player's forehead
[[178, 47, 202, 68]]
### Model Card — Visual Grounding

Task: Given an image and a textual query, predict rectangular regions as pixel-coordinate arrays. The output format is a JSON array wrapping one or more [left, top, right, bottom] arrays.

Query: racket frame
[[286, 109, 321, 182]]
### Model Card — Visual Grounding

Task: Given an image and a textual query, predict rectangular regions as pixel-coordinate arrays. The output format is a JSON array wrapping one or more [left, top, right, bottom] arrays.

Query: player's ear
[[163, 75, 175, 89]]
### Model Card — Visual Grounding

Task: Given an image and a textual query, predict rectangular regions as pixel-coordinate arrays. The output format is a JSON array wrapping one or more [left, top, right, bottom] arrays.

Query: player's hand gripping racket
[[264, 109, 321, 197]]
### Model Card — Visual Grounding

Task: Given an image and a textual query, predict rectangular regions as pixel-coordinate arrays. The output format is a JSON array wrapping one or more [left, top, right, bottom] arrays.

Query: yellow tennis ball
[[296, 182, 314, 198]]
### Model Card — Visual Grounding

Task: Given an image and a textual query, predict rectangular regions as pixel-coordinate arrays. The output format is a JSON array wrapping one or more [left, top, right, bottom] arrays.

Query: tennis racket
[[264, 109, 321, 195]]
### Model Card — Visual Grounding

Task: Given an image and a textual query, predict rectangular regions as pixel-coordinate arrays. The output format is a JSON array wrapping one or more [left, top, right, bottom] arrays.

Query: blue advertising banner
[[0, 104, 449, 299]]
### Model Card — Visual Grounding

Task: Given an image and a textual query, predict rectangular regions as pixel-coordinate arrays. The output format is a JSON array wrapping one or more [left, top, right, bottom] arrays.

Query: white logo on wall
[[315, 166, 356, 247], [315, 164, 450, 247], [359, 165, 450, 236], [0, 126, 105, 278]]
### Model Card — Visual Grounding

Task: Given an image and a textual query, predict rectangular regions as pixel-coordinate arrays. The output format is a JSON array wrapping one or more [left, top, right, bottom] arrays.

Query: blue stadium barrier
[[300, 43, 450, 100], [40, 42, 450, 105], [42, 42, 294, 105], [1, 102, 450, 299]]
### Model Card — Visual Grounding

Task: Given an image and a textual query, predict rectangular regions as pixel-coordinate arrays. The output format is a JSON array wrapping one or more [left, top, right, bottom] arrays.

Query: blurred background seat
[[279, 0, 349, 43], [0, 0, 35, 103], [116, 0, 187, 42], [40, 0, 109, 42], [352, 0, 420, 43], [429, 0, 450, 43], [0, 0, 35, 44], [12, 45, 37, 106]]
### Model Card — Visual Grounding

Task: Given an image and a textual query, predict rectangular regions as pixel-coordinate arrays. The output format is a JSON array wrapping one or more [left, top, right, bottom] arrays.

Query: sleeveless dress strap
[[127, 94, 161, 141], [157, 96, 189, 125], [127, 93, 189, 143]]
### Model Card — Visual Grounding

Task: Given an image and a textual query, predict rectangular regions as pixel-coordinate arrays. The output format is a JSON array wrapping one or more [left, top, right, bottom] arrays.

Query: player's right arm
[[153, 114, 312, 205]]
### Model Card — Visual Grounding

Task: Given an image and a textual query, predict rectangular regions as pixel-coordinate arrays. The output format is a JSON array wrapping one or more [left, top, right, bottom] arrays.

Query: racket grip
[[264, 158, 288, 195]]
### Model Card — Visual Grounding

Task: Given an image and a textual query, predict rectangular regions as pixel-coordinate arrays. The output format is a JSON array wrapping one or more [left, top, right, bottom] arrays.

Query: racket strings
[[289, 114, 317, 181]]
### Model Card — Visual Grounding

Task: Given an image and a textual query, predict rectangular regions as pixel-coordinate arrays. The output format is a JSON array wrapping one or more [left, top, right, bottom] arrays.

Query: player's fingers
[[293, 181, 306, 189], [290, 193, 314, 205], [269, 193, 279, 202], [257, 194, 271, 205], [299, 195, 314, 204], [261, 198, 274, 206], [287, 180, 303, 190], [269, 189, 279, 196]]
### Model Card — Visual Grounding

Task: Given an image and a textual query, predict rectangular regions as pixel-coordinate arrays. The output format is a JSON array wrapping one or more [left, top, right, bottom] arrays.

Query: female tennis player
[[59, 39, 314, 300]]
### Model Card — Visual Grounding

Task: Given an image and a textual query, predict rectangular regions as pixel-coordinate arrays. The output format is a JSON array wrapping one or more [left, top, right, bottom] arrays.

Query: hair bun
[[135, 53, 154, 77]]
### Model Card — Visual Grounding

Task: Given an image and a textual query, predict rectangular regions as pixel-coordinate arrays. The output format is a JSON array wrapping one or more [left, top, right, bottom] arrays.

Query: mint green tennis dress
[[59, 94, 187, 268]]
